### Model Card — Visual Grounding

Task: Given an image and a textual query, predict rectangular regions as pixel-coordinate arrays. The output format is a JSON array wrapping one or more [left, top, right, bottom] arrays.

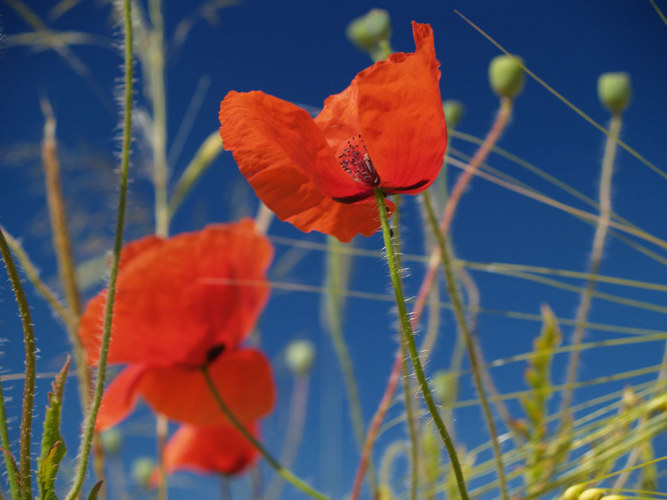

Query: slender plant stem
[[149, 0, 169, 237], [0, 228, 36, 500], [392, 199, 419, 500], [422, 190, 509, 500], [64, 0, 133, 496], [156, 414, 168, 500], [559, 114, 622, 430], [200, 367, 330, 500], [374, 189, 470, 500], [325, 237, 375, 489], [264, 375, 310, 500], [0, 375, 20, 500]]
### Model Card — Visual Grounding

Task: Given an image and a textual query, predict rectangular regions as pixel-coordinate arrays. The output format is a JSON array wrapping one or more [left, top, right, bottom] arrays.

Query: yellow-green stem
[[374, 189, 469, 500], [201, 367, 330, 500], [559, 113, 622, 429], [0, 375, 20, 500], [422, 190, 509, 500], [156, 414, 168, 500], [149, 0, 169, 237], [0, 228, 35, 500], [64, 0, 133, 496], [325, 237, 376, 490]]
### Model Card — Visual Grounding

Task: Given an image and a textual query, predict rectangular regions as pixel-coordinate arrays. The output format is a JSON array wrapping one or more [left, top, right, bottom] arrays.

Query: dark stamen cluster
[[338, 134, 380, 188]]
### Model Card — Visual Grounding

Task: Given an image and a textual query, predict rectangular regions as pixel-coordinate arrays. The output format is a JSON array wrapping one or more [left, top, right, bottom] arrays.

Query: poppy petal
[[314, 84, 361, 157], [96, 365, 149, 431], [163, 423, 259, 476], [79, 221, 272, 367], [138, 348, 275, 426], [220, 91, 381, 242], [355, 22, 447, 194]]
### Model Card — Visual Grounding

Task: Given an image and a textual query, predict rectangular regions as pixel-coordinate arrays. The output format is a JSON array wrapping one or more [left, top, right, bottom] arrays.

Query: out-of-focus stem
[[200, 367, 330, 500], [149, 0, 169, 237], [326, 237, 375, 490], [0, 375, 20, 500], [156, 414, 168, 500], [65, 0, 133, 496], [168, 131, 223, 218], [264, 375, 310, 500], [559, 114, 622, 429], [0, 228, 36, 500], [255, 202, 274, 236], [422, 190, 509, 500], [373, 189, 469, 500]]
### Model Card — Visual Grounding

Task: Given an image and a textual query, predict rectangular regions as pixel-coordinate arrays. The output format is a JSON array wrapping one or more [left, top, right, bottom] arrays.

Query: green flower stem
[[373, 189, 470, 500], [392, 200, 419, 500], [0, 375, 20, 500], [200, 367, 330, 500], [559, 113, 623, 430], [325, 237, 375, 490], [422, 190, 509, 500], [64, 0, 133, 497], [0, 228, 36, 500], [156, 414, 168, 500]]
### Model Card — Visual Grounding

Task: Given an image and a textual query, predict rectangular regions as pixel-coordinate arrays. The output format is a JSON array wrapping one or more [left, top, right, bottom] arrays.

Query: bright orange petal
[[163, 423, 259, 476], [220, 91, 381, 242], [314, 84, 361, 157], [139, 348, 275, 426], [95, 365, 149, 431], [79, 221, 272, 367], [355, 22, 447, 194]]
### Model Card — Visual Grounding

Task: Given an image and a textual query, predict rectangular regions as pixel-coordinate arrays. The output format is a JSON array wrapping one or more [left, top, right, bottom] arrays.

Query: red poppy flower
[[78, 220, 275, 429], [219, 22, 446, 242], [162, 422, 260, 477]]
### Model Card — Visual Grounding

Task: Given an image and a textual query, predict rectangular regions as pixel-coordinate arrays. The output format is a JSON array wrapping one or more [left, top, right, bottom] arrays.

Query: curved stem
[[64, 0, 134, 496], [422, 190, 509, 500], [374, 189, 470, 500], [200, 367, 330, 500], [0, 375, 20, 500], [0, 228, 36, 500], [559, 114, 622, 430]]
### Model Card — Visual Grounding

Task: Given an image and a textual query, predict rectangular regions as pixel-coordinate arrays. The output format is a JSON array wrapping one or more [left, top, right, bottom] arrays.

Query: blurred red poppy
[[219, 22, 446, 242], [163, 423, 259, 476], [78, 219, 275, 429]]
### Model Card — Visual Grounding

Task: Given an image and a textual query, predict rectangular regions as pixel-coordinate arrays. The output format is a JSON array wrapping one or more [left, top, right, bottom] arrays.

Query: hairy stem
[[422, 190, 509, 500], [64, 0, 133, 496], [200, 367, 330, 500], [374, 189, 469, 500], [559, 114, 622, 429], [0, 228, 36, 500]]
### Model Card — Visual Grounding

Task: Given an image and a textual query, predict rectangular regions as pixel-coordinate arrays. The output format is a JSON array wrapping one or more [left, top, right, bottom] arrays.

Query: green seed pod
[[432, 371, 454, 405], [579, 488, 605, 500], [561, 484, 587, 500], [286, 340, 316, 375], [132, 456, 155, 488], [375, 484, 394, 500], [443, 100, 465, 129], [488, 55, 525, 99], [600, 495, 626, 500], [100, 428, 123, 454], [346, 9, 392, 51], [598, 72, 632, 114]]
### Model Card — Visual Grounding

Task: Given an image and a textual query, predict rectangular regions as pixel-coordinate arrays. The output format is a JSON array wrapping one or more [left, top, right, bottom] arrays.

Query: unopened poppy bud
[[346, 9, 392, 51], [579, 488, 605, 500], [132, 457, 156, 488], [443, 100, 465, 129], [489, 55, 525, 99], [286, 340, 316, 375], [561, 484, 587, 500], [598, 72, 632, 114], [100, 428, 122, 454]]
